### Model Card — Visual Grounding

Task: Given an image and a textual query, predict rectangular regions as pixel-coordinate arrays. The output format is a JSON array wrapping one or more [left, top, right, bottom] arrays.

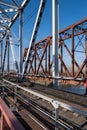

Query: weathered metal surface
[[23, 18, 87, 80], [0, 97, 25, 130]]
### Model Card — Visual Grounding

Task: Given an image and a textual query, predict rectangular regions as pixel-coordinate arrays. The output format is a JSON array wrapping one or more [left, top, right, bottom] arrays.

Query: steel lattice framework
[[23, 18, 87, 80], [1, 0, 87, 81], [0, 0, 48, 78], [0, 0, 30, 74]]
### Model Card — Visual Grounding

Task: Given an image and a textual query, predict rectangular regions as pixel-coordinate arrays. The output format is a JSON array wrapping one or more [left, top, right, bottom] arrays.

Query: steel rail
[[1, 85, 72, 130], [3, 79, 87, 117], [17, 91, 85, 130]]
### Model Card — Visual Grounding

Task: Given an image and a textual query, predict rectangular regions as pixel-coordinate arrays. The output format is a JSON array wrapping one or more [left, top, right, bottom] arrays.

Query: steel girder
[[0, 0, 29, 73], [0, 0, 29, 41], [23, 18, 87, 79], [23, 37, 52, 76], [22, 0, 46, 78]]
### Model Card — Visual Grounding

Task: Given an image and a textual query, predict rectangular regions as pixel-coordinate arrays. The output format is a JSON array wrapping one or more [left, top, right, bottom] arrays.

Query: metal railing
[[0, 97, 25, 130], [3, 79, 87, 130]]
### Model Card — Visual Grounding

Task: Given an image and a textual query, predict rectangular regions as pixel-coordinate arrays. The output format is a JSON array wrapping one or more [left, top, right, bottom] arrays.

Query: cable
[[23, 7, 38, 26]]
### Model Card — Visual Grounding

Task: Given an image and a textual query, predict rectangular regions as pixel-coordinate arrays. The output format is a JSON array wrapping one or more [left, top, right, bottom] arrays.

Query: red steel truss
[[23, 18, 87, 79]]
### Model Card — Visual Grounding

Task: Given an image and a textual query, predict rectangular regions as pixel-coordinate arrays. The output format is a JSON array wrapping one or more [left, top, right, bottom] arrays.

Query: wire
[[23, 7, 38, 26]]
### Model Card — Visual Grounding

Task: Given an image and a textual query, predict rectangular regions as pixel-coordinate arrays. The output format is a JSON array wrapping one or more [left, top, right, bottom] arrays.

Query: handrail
[[0, 97, 25, 130], [3, 79, 87, 117]]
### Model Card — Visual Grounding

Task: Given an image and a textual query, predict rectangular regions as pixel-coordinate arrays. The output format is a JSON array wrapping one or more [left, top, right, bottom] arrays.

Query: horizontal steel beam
[[23, 73, 86, 81], [60, 18, 87, 34]]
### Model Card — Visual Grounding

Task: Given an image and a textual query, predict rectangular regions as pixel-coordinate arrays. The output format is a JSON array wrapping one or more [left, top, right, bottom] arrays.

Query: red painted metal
[[59, 54, 72, 77], [0, 98, 25, 130], [23, 18, 87, 80], [85, 32, 87, 74], [72, 28, 74, 77], [48, 40, 51, 75]]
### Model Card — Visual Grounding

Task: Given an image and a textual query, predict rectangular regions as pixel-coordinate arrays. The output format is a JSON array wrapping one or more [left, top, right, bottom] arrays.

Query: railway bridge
[[0, 0, 87, 130]]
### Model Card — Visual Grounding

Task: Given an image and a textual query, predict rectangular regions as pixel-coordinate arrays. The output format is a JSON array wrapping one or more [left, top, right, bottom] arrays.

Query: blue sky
[[9, 0, 87, 70], [59, 0, 87, 30], [11, 0, 87, 48], [59, 0, 87, 67]]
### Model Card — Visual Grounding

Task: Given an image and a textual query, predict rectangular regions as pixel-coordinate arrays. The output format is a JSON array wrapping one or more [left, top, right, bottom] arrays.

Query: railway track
[[1, 87, 86, 130], [0, 85, 71, 130], [0, 77, 87, 129], [22, 82, 87, 107], [4, 76, 87, 107]]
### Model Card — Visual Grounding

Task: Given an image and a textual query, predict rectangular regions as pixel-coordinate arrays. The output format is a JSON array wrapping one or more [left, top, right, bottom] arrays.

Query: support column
[[19, 10, 23, 76], [60, 43, 63, 75], [48, 41, 50, 75], [45, 45, 47, 74], [2, 39, 8, 73], [34, 45, 36, 74], [85, 32, 87, 74], [85, 32, 87, 94], [9, 33, 19, 74], [72, 28, 74, 77], [7, 37, 10, 73], [52, 0, 58, 87]]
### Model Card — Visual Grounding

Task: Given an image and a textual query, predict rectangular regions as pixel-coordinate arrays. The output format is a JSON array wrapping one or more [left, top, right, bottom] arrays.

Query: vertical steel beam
[[85, 32, 87, 74], [72, 28, 74, 77], [9, 34, 19, 74], [45, 43, 47, 74], [2, 36, 8, 73], [7, 38, 10, 73], [60, 44, 63, 74], [85, 32, 87, 94], [48, 41, 50, 75], [19, 11, 23, 76], [34, 45, 36, 74], [52, 0, 58, 87]]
